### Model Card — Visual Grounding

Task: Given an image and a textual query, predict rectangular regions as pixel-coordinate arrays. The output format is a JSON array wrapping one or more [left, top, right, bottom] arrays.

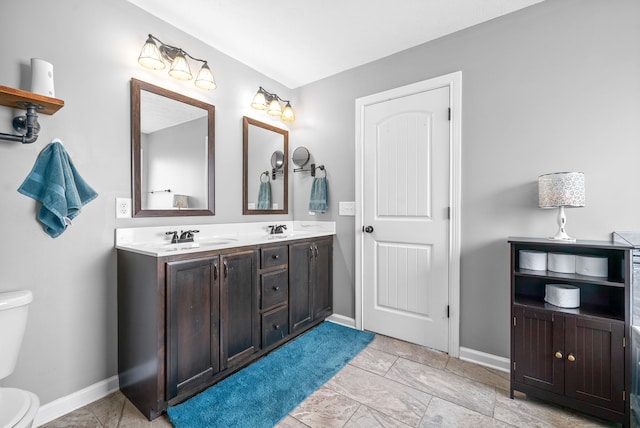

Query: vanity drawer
[[260, 270, 288, 309], [261, 245, 288, 268], [262, 305, 289, 348]]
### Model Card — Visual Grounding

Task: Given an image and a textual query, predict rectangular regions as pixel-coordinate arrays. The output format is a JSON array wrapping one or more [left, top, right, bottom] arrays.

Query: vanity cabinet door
[[289, 241, 313, 333], [289, 237, 333, 334], [166, 257, 220, 400], [220, 250, 259, 369], [312, 237, 333, 320]]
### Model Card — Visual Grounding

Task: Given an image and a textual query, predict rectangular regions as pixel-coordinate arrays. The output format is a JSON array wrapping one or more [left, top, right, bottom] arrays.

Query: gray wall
[[293, 0, 640, 357], [1, 0, 639, 409], [0, 0, 293, 405]]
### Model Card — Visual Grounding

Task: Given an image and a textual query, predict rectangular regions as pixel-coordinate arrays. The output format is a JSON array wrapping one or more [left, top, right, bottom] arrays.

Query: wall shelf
[[0, 85, 64, 115]]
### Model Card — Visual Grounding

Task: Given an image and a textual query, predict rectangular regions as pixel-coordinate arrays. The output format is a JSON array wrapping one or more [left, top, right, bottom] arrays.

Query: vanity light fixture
[[138, 34, 217, 91], [251, 87, 295, 122]]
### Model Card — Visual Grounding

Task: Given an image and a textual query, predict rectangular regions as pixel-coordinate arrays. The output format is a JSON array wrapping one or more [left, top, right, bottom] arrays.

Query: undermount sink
[[200, 239, 237, 247], [267, 231, 311, 240]]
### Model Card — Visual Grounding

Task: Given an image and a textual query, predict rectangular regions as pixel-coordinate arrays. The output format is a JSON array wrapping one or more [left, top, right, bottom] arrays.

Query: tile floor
[[41, 333, 619, 427]]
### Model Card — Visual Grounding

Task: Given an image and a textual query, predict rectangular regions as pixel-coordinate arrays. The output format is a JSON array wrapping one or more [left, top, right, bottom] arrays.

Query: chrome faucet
[[268, 224, 287, 234], [166, 230, 199, 243]]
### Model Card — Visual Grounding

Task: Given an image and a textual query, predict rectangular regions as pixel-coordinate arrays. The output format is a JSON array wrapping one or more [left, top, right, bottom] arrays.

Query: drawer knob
[[567, 354, 576, 362], [272, 254, 279, 259], [273, 324, 280, 330], [273, 286, 280, 291], [554, 351, 563, 359]]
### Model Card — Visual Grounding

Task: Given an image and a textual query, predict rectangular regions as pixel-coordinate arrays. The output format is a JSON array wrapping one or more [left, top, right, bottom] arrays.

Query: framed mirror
[[243, 116, 288, 215], [131, 78, 215, 217]]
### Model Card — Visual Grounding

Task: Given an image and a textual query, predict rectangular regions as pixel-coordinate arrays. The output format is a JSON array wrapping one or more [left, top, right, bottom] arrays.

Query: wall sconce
[[251, 87, 295, 122], [138, 34, 216, 91], [538, 172, 585, 242]]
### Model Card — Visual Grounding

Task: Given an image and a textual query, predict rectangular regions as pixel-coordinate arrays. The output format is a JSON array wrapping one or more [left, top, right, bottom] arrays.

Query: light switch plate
[[116, 197, 131, 218], [339, 201, 355, 216]]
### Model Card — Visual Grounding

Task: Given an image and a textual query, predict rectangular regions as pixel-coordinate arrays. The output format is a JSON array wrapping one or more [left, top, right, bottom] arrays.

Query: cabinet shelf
[[0, 85, 64, 115], [514, 268, 625, 287], [513, 298, 625, 322]]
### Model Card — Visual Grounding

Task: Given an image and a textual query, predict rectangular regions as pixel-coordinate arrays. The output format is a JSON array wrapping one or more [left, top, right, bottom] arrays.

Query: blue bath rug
[[167, 321, 375, 428]]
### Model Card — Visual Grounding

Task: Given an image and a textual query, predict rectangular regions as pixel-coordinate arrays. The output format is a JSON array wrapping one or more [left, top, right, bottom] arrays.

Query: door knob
[[555, 351, 563, 359], [567, 354, 576, 362], [363, 225, 374, 233]]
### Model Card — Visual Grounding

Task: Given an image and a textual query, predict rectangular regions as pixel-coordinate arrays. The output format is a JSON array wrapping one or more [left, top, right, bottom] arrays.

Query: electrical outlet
[[116, 197, 131, 218]]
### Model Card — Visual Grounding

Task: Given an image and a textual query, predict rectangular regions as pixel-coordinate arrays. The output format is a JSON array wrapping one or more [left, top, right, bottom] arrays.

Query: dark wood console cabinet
[[117, 236, 333, 420], [509, 237, 632, 426]]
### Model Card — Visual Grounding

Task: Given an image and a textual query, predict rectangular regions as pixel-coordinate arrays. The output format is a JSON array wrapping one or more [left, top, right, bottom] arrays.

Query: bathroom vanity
[[115, 222, 334, 420]]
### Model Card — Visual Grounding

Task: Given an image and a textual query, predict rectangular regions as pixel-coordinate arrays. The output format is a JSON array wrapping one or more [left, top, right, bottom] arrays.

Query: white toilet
[[0, 290, 40, 428]]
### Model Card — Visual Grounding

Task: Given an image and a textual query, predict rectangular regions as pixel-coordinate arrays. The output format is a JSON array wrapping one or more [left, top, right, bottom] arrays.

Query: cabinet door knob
[[554, 351, 563, 359], [273, 286, 280, 291], [273, 324, 280, 330], [272, 254, 279, 259], [567, 354, 576, 362]]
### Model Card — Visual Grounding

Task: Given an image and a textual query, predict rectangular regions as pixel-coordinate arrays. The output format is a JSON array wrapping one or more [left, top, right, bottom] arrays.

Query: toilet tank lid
[[0, 290, 33, 311]]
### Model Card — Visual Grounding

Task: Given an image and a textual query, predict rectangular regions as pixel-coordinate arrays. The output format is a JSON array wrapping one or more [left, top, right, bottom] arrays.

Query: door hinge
[[447, 207, 451, 219], [446, 305, 450, 318], [448, 107, 451, 121]]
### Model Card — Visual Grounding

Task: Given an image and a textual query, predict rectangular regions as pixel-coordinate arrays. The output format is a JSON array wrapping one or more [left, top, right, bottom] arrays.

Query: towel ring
[[313, 165, 327, 178], [260, 171, 270, 183]]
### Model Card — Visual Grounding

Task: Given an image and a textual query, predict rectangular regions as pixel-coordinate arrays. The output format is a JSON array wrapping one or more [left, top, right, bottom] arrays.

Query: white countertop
[[115, 221, 336, 257]]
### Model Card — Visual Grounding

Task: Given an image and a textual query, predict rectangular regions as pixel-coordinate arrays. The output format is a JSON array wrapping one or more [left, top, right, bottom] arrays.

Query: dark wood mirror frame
[[131, 78, 215, 217], [242, 116, 288, 215]]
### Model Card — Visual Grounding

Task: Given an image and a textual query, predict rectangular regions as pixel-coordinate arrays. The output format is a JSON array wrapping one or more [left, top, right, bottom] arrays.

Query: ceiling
[[128, 0, 543, 89]]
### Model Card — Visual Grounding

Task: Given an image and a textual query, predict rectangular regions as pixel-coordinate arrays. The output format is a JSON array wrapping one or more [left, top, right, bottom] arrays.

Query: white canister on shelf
[[548, 253, 576, 274], [575, 255, 608, 277], [545, 284, 580, 308], [519, 250, 547, 271]]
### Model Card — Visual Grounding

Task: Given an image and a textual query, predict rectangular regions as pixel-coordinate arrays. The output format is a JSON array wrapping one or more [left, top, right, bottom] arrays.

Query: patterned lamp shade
[[538, 172, 585, 208]]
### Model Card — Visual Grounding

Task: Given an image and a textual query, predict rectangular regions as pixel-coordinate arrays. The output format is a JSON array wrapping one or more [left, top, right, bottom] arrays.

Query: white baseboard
[[328, 315, 509, 374], [34, 375, 119, 427], [459, 347, 510, 373], [326, 314, 356, 328]]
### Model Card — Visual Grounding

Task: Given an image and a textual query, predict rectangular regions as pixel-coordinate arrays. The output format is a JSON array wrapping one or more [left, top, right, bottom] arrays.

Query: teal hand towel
[[257, 181, 271, 209], [308, 177, 328, 213], [18, 141, 98, 238]]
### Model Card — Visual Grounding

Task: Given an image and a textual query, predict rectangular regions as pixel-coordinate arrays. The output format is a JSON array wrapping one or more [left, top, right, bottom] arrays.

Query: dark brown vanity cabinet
[[117, 236, 333, 421], [259, 245, 289, 348], [166, 250, 257, 399], [289, 237, 333, 334], [509, 238, 631, 426], [166, 257, 220, 400], [220, 250, 260, 369]]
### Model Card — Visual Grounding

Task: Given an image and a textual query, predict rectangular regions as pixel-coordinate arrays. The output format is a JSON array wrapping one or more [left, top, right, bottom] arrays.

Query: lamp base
[[548, 233, 576, 243], [548, 206, 576, 242]]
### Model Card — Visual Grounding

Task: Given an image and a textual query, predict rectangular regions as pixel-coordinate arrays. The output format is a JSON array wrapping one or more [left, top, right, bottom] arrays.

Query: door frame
[[355, 71, 462, 357]]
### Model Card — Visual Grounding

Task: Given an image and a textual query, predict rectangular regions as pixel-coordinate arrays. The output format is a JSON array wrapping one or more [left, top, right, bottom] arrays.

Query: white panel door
[[362, 85, 450, 351]]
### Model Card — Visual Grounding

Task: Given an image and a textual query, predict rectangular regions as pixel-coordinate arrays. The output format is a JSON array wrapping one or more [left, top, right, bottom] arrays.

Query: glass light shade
[[281, 102, 295, 122], [538, 172, 585, 208], [168, 51, 193, 80], [138, 37, 165, 70], [267, 98, 282, 116], [194, 63, 216, 90], [251, 89, 267, 110]]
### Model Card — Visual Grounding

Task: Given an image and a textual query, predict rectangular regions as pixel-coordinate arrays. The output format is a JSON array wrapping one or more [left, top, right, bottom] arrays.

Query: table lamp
[[538, 172, 585, 242]]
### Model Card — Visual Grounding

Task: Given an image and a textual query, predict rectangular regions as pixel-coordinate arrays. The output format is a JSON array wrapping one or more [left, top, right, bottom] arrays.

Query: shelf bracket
[[0, 102, 41, 144]]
